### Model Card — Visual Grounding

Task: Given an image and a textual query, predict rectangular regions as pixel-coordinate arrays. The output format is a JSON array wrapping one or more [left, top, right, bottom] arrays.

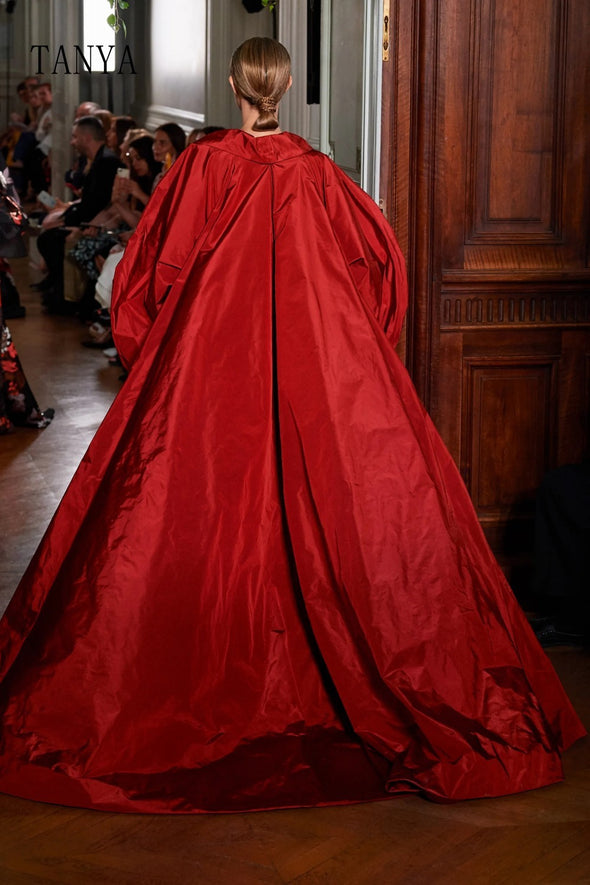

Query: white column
[[318, 0, 332, 157], [277, 0, 314, 140], [49, 0, 80, 199], [360, 0, 383, 200], [206, 0, 275, 130]]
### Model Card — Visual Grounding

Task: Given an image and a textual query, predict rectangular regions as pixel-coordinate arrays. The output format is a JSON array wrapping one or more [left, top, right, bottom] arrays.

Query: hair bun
[[230, 38, 291, 131], [257, 96, 277, 113]]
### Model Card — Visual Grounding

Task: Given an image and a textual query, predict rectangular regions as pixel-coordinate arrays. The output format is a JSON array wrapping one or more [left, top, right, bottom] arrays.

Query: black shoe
[[2, 304, 26, 319], [42, 293, 79, 316], [31, 277, 54, 291], [531, 618, 585, 648], [40, 287, 55, 307], [82, 337, 114, 348], [40, 286, 57, 308], [22, 407, 55, 429]]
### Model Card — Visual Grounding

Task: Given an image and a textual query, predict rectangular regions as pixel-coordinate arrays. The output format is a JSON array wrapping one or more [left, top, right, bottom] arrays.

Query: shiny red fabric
[[0, 131, 585, 813]]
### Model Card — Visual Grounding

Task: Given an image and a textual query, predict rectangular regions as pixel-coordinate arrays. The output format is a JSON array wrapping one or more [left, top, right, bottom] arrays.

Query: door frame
[[280, 0, 383, 201]]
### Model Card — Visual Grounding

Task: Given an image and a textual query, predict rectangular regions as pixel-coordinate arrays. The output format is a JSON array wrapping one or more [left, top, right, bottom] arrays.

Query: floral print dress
[[0, 297, 53, 434]]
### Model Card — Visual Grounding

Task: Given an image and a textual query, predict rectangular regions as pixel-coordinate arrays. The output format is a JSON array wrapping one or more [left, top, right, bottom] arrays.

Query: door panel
[[381, 0, 590, 586]]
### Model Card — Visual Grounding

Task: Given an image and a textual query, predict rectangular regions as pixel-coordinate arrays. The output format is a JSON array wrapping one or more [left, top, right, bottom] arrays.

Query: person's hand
[[126, 179, 146, 202], [111, 176, 132, 202], [82, 225, 100, 237], [41, 208, 66, 230], [65, 228, 82, 244], [116, 230, 134, 244]]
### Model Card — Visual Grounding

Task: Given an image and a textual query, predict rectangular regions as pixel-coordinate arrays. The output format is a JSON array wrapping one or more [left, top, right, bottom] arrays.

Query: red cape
[[0, 131, 584, 813]]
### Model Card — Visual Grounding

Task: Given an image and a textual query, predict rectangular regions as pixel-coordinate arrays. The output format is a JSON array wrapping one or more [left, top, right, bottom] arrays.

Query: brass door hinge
[[383, 0, 390, 62]]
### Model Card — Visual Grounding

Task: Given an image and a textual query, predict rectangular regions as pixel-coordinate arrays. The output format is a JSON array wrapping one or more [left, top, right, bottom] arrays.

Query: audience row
[[0, 76, 225, 374]]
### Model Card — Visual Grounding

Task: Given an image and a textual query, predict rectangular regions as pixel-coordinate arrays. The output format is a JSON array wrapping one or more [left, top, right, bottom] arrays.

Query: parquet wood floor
[[0, 257, 589, 884]]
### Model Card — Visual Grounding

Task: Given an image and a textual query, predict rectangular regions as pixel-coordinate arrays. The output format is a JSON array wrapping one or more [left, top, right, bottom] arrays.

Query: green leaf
[[121, 19, 127, 36], [107, 12, 116, 25], [119, 0, 129, 7]]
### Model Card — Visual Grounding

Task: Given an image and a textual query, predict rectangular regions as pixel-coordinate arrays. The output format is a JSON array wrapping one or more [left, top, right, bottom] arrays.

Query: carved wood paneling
[[467, 0, 566, 243], [381, 0, 589, 578], [441, 289, 590, 329], [462, 358, 557, 520], [435, 0, 589, 279]]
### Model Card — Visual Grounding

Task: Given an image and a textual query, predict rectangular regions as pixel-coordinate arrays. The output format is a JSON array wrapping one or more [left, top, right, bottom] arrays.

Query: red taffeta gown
[[0, 131, 585, 813]]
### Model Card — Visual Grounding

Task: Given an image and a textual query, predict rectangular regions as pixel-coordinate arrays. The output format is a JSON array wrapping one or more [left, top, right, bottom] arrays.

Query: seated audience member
[[80, 135, 162, 349], [151, 123, 186, 189], [70, 134, 160, 293], [35, 116, 121, 314], [75, 100, 101, 120], [0, 126, 21, 172], [186, 125, 225, 145], [6, 83, 43, 197], [2, 77, 40, 131], [119, 128, 151, 164], [64, 154, 86, 198], [106, 115, 136, 156], [24, 79, 42, 130], [0, 87, 29, 194], [83, 249, 126, 351], [11, 81, 31, 125], [28, 82, 53, 194], [21, 76, 41, 125], [115, 135, 162, 213], [66, 105, 114, 196], [93, 109, 113, 137]]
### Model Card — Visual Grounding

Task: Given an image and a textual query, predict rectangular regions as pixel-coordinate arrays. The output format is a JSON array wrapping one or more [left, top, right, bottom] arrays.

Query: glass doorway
[[319, 0, 382, 199]]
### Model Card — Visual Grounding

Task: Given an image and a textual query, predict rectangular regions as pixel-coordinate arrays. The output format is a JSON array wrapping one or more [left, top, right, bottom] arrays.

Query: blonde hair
[[230, 38, 291, 132]]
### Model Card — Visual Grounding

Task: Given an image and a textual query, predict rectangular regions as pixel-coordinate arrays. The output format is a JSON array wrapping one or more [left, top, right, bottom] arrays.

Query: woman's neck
[[239, 100, 281, 137], [240, 126, 282, 138]]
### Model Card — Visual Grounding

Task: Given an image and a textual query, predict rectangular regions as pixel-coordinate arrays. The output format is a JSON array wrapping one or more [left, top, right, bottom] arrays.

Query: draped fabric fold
[[0, 131, 584, 813]]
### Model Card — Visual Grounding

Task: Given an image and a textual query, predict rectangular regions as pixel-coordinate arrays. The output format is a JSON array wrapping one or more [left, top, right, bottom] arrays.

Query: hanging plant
[[242, 0, 277, 11], [107, 0, 131, 36]]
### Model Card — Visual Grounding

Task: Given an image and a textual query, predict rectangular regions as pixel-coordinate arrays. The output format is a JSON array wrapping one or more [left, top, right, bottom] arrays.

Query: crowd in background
[[0, 74, 223, 379]]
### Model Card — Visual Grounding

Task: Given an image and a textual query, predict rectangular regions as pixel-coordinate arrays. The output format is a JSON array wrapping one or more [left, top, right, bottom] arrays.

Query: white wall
[[146, 0, 206, 131], [329, 0, 363, 181], [278, 0, 320, 145], [7, 1, 379, 195], [206, 0, 274, 130], [147, 0, 275, 133]]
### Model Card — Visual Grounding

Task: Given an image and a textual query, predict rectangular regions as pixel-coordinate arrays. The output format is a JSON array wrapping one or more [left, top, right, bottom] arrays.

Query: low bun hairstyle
[[230, 37, 291, 132]]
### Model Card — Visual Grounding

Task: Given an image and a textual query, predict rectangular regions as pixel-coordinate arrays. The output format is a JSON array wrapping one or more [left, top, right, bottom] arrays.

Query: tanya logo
[[31, 44, 137, 75]]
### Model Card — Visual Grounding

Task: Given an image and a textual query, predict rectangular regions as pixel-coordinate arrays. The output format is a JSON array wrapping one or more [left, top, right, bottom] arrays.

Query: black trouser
[[27, 146, 50, 195], [36, 227, 70, 311]]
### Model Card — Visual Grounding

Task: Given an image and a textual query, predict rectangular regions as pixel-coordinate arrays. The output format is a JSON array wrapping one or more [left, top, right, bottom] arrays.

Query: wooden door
[[381, 0, 590, 586]]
